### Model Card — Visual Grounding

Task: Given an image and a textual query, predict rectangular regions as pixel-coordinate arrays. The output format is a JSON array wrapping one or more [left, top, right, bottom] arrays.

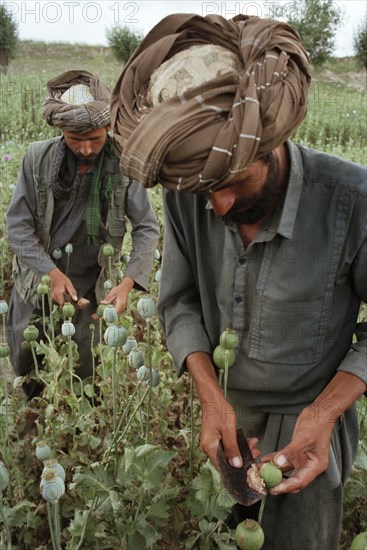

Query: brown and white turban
[[111, 14, 311, 192], [43, 70, 111, 133]]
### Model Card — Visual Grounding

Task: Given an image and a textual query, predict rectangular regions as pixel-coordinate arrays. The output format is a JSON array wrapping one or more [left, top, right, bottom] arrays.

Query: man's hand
[[49, 267, 77, 306], [101, 277, 135, 314], [260, 405, 334, 495], [187, 351, 259, 469]]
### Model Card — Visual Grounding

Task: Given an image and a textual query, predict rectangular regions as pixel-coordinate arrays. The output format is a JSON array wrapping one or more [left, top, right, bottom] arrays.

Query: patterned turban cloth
[[111, 14, 311, 193], [43, 70, 111, 133]]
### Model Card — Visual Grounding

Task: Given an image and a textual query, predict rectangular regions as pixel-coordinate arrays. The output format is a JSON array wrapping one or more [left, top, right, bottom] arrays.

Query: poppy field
[[0, 43, 366, 549]]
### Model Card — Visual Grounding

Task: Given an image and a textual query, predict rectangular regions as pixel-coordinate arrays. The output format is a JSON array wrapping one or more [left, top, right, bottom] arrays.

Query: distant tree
[[0, 4, 18, 73], [353, 16, 367, 69], [277, 0, 342, 66], [106, 25, 143, 64]]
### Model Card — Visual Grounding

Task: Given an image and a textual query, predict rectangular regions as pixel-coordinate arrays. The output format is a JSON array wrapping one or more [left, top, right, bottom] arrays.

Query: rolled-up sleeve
[[6, 153, 56, 276], [158, 189, 212, 376], [123, 181, 160, 290]]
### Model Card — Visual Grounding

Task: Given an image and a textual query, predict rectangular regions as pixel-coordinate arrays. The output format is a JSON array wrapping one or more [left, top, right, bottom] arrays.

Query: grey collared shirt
[[158, 142, 367, 413]]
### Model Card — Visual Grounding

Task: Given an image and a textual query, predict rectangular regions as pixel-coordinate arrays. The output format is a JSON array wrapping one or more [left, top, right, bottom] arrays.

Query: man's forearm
[[303, 371, 366, 426], [186, 351, 223, 403]]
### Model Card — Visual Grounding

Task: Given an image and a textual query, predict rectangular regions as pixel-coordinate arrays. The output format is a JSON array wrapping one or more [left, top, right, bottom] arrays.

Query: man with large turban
[[6, 70, 159, 399], [111, 14, 367, 550]]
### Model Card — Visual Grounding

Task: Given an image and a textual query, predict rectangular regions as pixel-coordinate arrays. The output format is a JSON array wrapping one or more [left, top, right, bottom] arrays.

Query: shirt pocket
[[248, 296, 324, 365]]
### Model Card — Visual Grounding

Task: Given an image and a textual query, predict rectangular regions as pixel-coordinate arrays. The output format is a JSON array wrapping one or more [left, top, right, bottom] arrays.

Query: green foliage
[[353, 16, 367, 70], [278, 0, 342, 66], [0, 4, 19, 70], [106, 25, 143, 64]]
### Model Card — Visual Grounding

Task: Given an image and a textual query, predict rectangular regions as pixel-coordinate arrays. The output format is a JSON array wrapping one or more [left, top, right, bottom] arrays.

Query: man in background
[[7, 70, 159, 398]]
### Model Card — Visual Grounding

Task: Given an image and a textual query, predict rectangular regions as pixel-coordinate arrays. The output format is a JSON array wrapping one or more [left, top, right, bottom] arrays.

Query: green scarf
[[85, 138, 120, 245]]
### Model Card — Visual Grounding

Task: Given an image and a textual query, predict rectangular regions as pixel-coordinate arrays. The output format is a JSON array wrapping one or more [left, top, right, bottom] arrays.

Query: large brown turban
[[43, 70, 111, 133], [111, 14, 311, 192]]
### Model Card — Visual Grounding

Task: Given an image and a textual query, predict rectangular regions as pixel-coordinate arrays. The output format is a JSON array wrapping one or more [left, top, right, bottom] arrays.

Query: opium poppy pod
[[23, 324, 39, 342], [137, 296, 156, 320], [219, 328, 239, 349], [61, 321, 76, 337], [122, 336, 138, 354], [103, 305, 118, 324], [0, 461, 9, 491], [102, 244, 114, 257], [235, 519, 265, 550], [36, 440, 52, 461], [40, 470, 65, 503], [65, 243, 73, 254], [137, 365, 150, 382], [212, 345, 235, 370], [37, 283, 49, 295], [0, 344, 10, 358], [0, 300, 9, 315], [42, 459, 66, 481], [104, 325, 127, 347], [52, 248, 63, 260], [62, 303, 75, 319], [128, 348, 145, 369], [41, 274, 51, 285]]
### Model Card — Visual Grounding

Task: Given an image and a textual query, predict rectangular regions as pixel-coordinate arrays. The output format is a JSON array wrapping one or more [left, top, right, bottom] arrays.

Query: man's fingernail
[[230, 456, 242, 468], [275, 455, 287, 467]]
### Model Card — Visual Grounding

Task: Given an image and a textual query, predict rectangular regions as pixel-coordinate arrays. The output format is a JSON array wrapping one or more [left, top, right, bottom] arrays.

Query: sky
[[2, 0, 366, 57]]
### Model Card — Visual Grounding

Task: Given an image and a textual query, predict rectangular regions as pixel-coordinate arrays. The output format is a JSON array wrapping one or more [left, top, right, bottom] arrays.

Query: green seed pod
[[219, 328, 239, 349], [37, 283, 49, 295], [103, 305, 118, 324], [0, 344, 10, 358], [102, 244, 114, 257], [62, 303, 75, 319], [0, 461, 9, 491], [154, 269, 161, 282], [350, 532, 367, 550], [137, 296, 156, 320], [104, 325, 127, 347], [61, 321, 75, 337], [104, 279, 113, 290], [40, 470, 65, 503], [259, 462, 283, 489], [52, 248, 63, 260], [137, 365, 150, 382], [65, 243, 73, 254], [41, 274, 51, 285], [122, 336, 138, 354], [96, 303, 106, 319], [154, 249, 161, 260], [0, 300, 9, 315], [23, 324, 39, 342], [117, 269, 124, 283], [235, 519, 265, 550], [212, 345, 235, 370], [36, 440, 52, 461], [129, 348, 145, 370], [121, 253, 130, 264], [43, 459, 66, 481], [89, 324, 96, 332], [151, 370, 161, 387]]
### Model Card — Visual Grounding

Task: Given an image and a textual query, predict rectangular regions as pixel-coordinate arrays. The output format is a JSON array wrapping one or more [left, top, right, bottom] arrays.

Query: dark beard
[[75, 153, 98, 164], [222, 153, 282, 226]]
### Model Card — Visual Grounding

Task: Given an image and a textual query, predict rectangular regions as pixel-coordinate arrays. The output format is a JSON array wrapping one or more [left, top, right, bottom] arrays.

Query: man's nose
[[210, 189, 235, 217], [80, 141, 92, 156]]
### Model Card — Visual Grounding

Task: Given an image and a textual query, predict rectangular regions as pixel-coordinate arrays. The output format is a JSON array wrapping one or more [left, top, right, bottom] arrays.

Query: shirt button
[[239, 258, 246, 265], [235, 296, 242, 303]]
